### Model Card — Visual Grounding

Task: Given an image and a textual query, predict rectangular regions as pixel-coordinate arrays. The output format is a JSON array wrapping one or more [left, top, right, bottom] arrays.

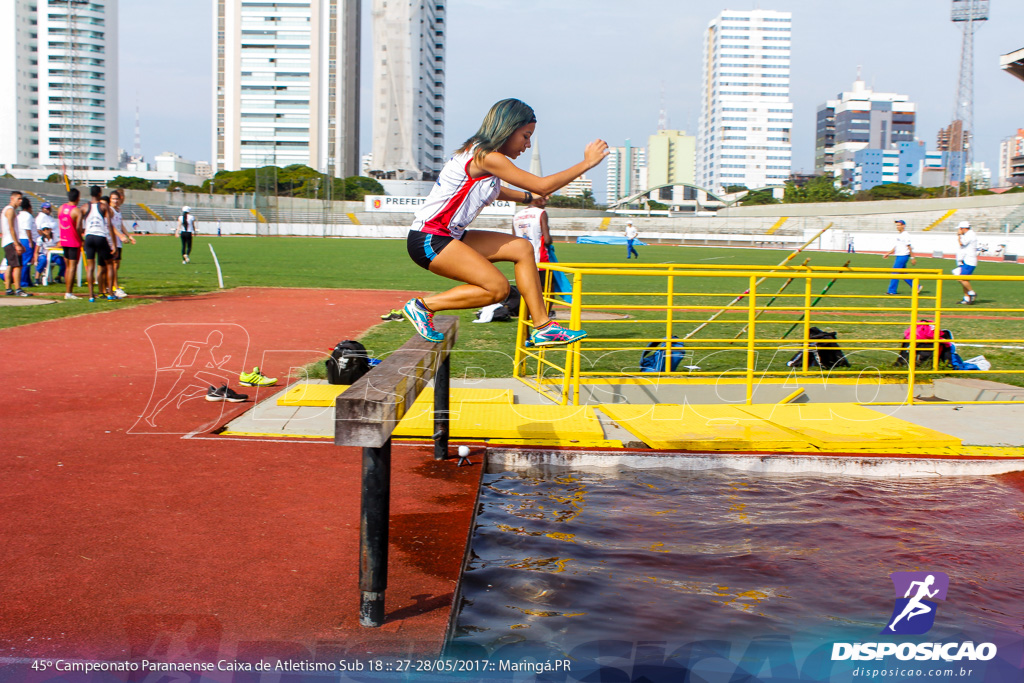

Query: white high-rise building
[[214, 0, 361, 176], [558, 175, 592, 199], [0, 0, 118, 171], [697, 9, 793, 194], [606, 143, 646, 204], [370, 0, 445, 180]]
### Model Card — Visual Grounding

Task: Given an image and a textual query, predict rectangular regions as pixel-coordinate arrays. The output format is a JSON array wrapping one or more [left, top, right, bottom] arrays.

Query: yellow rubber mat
[[599, 403, 963, 453], [394, 404, 606, 440], [599, 404, 817, 451], [277, 383, 512, 407], [488, 438, 624, 448], [276, 383, 349, 406], [737, 404, 961, 450]]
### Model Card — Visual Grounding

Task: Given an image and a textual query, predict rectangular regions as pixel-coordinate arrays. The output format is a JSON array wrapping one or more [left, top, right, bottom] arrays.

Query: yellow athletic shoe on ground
[[239, 367, 278, 387]]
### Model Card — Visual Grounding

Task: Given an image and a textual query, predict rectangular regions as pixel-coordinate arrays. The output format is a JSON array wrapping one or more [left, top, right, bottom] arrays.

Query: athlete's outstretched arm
[[481, 140, 608, 196]]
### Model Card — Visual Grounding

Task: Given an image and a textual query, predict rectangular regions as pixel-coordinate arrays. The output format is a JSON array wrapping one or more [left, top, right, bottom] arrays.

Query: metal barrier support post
[[802, 276, 812, 372], [359, 437, 391, 627], [932, 279, 943, 372], [746, 275, 757, 404], [571, 271, 584, 406], [666, 275, 675, 372], [907, 279, 920, 405], [433, 354, 450, 461]]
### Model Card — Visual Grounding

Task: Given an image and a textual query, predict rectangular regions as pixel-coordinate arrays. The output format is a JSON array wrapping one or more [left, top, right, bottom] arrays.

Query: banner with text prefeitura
[[364, 195, 516, 215]]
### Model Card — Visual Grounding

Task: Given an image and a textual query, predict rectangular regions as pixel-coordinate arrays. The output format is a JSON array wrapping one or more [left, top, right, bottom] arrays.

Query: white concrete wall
[[129, 220, 1023, 258]]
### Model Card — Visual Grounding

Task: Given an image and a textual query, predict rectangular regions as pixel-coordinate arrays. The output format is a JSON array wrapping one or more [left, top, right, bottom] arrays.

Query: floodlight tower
[[950, 0, 989, 195]]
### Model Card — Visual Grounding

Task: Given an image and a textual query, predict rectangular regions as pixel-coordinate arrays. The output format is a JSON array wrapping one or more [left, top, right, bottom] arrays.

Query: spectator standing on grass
[[109, 189, 135, 298], [955, 221, 978, 305], [2, 190, 29, 296], [17, 196, 39, 288], [59, 188, 85, 299], [882, 219, 919, 295], [625, 221, 639, 259], [82, 186, 116, 302], [176, 206, 197, 264]]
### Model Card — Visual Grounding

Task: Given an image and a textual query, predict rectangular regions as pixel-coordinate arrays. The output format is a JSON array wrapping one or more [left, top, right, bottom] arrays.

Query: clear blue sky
[[119, 0, 1024, 199]]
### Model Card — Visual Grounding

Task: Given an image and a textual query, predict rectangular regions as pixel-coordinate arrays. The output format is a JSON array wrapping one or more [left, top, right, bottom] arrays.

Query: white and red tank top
[[512, 206, 549, 263], [411, 149, 501, 240], [58, 202, 82, 247]]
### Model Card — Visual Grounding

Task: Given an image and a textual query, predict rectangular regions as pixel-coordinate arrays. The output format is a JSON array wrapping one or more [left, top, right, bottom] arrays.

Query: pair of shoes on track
[[5, 288, 32, 297], [380, 309, 405, 321], [205, 384, 249, 402], [239, 366, 277, 387], [402, 298, 586, 347], [64, 292, 80, 300]]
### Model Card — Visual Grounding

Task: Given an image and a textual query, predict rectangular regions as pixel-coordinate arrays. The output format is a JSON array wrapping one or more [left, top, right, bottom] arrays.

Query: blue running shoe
[[403, 298, 444, 343], [527, 321, 587, 347]]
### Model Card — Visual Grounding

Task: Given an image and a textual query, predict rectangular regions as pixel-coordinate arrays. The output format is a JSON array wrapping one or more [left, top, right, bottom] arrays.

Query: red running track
[[0, 288, 482, 663]]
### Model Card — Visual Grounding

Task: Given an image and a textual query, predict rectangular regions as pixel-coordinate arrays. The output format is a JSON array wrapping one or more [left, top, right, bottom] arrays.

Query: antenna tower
[[950, 0, 989, 195], [133, 96, 142, 160], [657, 82, 669, 131]]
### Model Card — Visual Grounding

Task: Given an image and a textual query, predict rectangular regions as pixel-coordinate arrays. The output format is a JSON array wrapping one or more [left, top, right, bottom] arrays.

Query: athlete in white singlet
[[512, 199, 550, 264], [82, 185, 116, 301], [403, 98, 607, 348]]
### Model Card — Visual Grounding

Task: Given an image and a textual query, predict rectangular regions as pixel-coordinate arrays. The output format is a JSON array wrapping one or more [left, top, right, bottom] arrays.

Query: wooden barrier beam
[[334, 316, 458, 448], [333, 315, 459, 627]]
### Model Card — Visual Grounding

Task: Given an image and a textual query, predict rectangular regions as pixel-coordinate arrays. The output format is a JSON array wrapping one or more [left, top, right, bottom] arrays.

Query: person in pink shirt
[[58, 187, 85, 300]]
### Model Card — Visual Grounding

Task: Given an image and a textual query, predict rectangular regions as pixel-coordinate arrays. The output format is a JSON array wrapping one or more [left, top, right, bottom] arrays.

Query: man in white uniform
[[625, 221, 639, 259], [954, 221, 978, 305], [882, 219, 919, 295]]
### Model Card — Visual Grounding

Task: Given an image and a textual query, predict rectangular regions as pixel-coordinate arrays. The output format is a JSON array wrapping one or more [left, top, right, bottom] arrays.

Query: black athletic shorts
[[62, 246, 81, 260], [4, 243, 20, 267], [84, 234, 113, 265], [407, 230, 457, 270], [113, 247, 123, 261]]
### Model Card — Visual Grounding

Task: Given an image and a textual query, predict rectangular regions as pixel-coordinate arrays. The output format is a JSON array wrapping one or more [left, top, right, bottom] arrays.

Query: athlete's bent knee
[[510, 239, 536, 263], [486, 278, 510, 304]]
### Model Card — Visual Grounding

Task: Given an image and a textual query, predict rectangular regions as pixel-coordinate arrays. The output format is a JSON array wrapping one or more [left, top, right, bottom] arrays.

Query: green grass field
[[5, 234, 1024, 386]]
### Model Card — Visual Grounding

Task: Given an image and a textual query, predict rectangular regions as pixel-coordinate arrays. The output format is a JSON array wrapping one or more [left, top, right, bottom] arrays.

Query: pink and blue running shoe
[[403, 298, 444, 343], [527, 321, 587, 347]]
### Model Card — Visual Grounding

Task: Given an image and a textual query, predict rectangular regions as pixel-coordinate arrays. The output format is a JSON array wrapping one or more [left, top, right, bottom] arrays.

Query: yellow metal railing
[[513, 263, 1024, 406]]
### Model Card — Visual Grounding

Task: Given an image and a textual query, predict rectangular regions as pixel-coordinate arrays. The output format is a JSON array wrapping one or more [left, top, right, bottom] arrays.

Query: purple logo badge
[[882, 571, 950, 635]]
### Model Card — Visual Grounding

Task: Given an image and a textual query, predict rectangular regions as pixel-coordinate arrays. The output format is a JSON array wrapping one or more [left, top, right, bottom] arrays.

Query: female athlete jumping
[[403, 98, 608, 346]]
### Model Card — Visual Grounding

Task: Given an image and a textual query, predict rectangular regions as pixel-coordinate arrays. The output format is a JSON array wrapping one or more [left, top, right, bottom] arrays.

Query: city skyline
[[118, 1, 1024, 201]]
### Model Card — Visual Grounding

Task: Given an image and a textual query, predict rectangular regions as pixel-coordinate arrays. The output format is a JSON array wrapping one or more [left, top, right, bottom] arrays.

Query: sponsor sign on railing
[[364, 195, 516, 215]]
